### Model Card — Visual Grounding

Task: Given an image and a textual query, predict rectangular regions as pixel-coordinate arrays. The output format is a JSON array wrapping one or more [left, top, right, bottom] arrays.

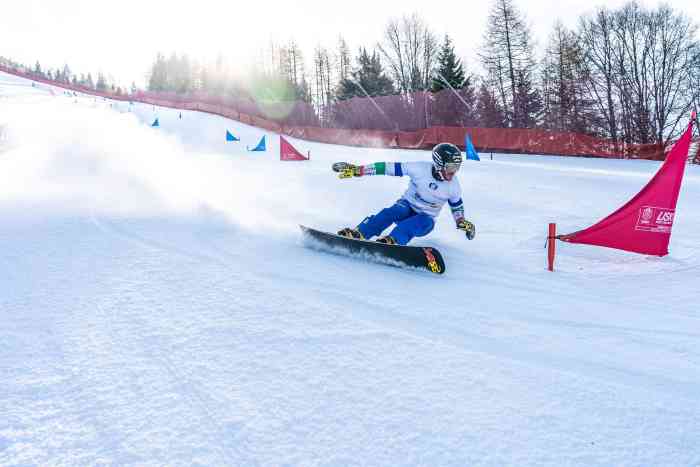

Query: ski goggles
[[443, 162, 461, 174]]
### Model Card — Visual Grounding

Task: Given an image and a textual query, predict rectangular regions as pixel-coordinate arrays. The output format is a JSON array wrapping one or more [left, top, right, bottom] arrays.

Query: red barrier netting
[[1, 64, 679, 161]]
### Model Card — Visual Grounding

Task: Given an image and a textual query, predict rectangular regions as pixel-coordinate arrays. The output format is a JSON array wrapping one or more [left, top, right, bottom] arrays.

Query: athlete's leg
[[357, 200, 413, 239], [389, 213, 435, 245]]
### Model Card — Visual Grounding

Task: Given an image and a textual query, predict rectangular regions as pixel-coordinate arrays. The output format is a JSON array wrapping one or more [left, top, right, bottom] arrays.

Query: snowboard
[[300, 225, 446, 275]]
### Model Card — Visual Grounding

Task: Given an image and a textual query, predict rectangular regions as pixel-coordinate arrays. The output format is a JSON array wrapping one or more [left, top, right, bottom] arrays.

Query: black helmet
[[432, 143, 462, 180]]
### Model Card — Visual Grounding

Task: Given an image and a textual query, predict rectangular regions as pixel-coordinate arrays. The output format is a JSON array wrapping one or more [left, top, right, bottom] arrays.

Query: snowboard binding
[[375, 236, 397, 245], [337, 227, 364, 240]]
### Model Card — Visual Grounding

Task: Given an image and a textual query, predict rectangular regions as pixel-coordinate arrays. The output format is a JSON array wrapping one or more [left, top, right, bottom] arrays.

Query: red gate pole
[[548, 223, 557, 272]]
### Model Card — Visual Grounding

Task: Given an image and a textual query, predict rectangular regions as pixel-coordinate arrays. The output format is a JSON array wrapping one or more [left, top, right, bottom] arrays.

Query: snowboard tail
[[300, 225, 445, 274]]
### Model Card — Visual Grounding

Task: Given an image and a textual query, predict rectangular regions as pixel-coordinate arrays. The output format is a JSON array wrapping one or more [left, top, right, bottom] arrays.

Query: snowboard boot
[[375, 235, 397, 245], [337, 227, 364, 240]]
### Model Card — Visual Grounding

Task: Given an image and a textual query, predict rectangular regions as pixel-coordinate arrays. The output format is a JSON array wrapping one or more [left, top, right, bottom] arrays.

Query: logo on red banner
[[280, 136, 308, 161], [635, 206, 675, 233]]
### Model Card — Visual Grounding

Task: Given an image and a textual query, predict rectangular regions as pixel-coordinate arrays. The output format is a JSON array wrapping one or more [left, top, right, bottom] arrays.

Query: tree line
[[144, 0, 700, 144], [7, 0, 696, 145], [1, 55, 138, 96]]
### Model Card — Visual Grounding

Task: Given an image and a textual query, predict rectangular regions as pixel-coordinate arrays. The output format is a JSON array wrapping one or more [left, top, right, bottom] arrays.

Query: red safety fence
[[2, 64, 687, 161], [0, 64, 131, 101]]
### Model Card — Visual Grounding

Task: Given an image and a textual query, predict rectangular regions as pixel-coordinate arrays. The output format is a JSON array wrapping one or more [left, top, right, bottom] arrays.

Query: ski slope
[[1, 71, 699, 466]]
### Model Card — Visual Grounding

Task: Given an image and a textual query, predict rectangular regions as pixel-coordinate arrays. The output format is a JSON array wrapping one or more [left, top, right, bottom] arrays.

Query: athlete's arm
[[332, 162, 405, 178], [450, 184, 475, 240]]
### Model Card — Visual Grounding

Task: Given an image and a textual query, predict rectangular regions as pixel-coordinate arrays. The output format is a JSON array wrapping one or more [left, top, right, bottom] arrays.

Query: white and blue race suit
[[355, 161, 464, 245]]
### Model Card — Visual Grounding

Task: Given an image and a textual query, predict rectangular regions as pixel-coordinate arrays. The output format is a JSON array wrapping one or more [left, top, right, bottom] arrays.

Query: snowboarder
[[333, 142, 476, 246]]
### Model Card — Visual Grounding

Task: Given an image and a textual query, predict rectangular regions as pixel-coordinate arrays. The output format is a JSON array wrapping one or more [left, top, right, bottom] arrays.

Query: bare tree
[[275, 40, 305, 85], [422, 28, 439, 90], [578, 2, 698, 145], [338, 36, 351, 83], [611, 2, 654, 144], [542, 22, 571, 131], [646, 5, 698, 145], [377, 13, 438, 94], [542, 21, 594, 133], [480, 0, 537, 127], [313, 46, 335, 123], [690, 50, 700, 124], [578, 7, 620, 142]]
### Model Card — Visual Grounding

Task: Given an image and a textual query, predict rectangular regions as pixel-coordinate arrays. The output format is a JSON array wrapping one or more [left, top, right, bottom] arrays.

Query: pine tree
[[512, 69, 542, 128], [61, 64, 71, 83], [164, 53, 179, 91], [148, 53, 167, 91], [337, 48, 394, 100], [34, 61, 43, 77], [173, 54, 192, 94], [212, 53, 226, 95], [475, 82, 506, 127], [296, 76, 312, 103], [86, 73, 95, 89], [96, 72, 107, 91], [431, 35, 465, 92]]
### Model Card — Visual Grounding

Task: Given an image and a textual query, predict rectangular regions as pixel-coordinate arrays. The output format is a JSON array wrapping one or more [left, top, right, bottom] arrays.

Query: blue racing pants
[[357, 200, 435, 245]]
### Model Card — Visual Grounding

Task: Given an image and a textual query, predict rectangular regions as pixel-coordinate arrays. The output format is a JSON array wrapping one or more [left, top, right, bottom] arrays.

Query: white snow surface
[[1, 71, 699, 466]]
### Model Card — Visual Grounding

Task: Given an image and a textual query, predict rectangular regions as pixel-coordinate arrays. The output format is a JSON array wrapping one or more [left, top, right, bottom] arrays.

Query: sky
[[1, 0, 699, 88]]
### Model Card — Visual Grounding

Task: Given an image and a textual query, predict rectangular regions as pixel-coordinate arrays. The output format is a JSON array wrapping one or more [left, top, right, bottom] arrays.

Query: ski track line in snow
[[552, 243, 700, 279], [89, 214, 231, 269], [69, 301, 146, 460], [199, 229, 700, 407], [104, 301, 250, 467], [92, 212, 700, 350], [302, 284, 700, 404], [210, 229, 700, 343], [441, 237, 700, 323], [88, 213, 343, 458], [7, 302, 133, 464], [88, 213, 258, 466], [1, 234, 148, 465]]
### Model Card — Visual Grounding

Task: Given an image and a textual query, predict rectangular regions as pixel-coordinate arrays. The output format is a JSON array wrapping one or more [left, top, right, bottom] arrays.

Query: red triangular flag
[[280, 136, 308, 161], [559, 118, 693, 256]]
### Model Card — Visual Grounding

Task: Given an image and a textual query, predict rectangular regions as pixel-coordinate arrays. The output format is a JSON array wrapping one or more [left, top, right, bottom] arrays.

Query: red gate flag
[[280, 136, 308, 161], [558, 116, 695, 256]]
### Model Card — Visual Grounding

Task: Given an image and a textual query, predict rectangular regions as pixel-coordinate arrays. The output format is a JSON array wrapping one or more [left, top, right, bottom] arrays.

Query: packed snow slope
[[1, 71, 699, 466]]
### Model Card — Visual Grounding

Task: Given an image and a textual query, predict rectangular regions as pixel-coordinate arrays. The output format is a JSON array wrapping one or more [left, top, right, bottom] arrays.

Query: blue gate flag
[[465, 134, 480, 161], [248, 135, 266, 152]]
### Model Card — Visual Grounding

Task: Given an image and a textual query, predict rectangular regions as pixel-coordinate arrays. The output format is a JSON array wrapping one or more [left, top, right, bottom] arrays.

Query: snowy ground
[[1, 71, 699, 466]]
